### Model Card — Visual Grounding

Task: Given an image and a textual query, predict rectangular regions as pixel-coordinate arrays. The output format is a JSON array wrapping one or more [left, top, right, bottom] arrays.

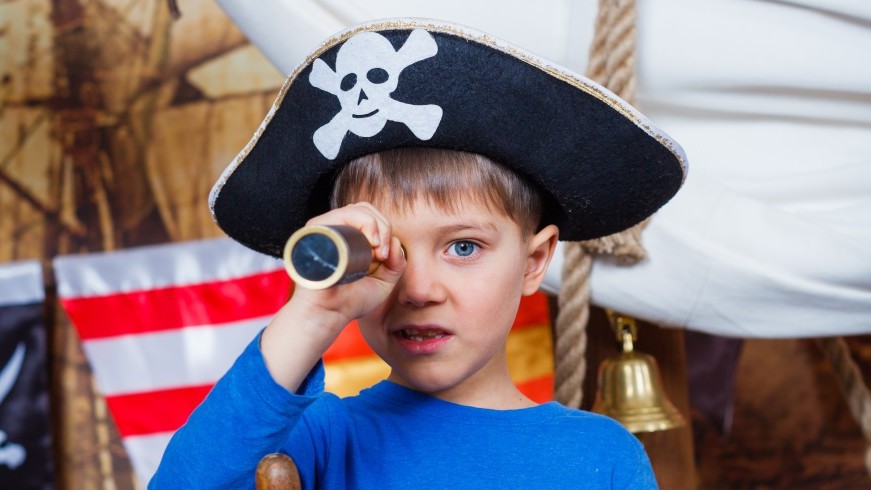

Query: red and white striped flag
[[54, 238, 288, 484], [54, 238, 554, 485]]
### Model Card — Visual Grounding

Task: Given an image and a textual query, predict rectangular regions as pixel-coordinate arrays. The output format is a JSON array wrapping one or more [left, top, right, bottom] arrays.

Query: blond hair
[[330, 148, 543, 236]]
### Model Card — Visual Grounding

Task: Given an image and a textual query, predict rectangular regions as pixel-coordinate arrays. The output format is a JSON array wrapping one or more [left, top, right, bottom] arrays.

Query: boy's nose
[[396, 254, 446, 307]]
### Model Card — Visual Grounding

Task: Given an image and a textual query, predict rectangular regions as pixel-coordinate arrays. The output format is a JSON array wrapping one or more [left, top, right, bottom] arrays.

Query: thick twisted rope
[[555, 0, 645, 408], [554, 247, 592, 407]]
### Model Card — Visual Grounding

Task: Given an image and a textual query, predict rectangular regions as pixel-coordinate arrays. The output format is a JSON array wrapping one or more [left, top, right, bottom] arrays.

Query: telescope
[[283, 225, 378, 289]]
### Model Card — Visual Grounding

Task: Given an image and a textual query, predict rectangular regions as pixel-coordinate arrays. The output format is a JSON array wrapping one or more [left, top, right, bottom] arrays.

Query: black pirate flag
[[0, 261, 54, 489]]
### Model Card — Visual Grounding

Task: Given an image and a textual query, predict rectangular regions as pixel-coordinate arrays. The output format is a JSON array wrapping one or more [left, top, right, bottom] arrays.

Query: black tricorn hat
[[210, 19, 687, 258]]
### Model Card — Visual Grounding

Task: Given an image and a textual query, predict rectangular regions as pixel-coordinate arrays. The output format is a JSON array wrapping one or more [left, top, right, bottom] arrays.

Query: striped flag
[[0, 260, 54, 489], [54, 238, 553, 485]]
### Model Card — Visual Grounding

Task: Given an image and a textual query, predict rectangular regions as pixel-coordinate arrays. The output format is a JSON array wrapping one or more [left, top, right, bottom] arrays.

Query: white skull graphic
[[309, 29, 444, 159]]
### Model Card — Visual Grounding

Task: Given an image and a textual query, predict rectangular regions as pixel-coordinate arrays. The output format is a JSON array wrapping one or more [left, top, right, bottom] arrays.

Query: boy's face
[[357, 195, 556, 406]]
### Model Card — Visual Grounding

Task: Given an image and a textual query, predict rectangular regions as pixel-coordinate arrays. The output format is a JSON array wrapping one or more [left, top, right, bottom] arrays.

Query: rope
[[554, 246, 592, 408], [817, 337, 871, 475], [554, 0, 644, 408]]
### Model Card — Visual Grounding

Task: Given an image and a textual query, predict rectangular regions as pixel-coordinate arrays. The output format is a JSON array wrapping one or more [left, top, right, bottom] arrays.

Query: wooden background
[[3, 1, 283, 487], [1, 1, 869, 488]]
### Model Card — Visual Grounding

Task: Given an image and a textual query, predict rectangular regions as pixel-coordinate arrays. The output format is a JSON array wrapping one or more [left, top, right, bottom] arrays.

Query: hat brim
[[210, 18, 687, 258]]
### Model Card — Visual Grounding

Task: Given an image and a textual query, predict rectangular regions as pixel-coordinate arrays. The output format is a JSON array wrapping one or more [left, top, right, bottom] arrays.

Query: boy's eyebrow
[[431, 222, 499, 235]]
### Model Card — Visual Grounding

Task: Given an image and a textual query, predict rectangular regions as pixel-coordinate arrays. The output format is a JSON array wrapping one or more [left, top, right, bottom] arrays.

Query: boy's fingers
[[382, 236, 407, 276], [306, 202, 392, 261], [366, 236, 405, 281], [349, 202, 391, 261]]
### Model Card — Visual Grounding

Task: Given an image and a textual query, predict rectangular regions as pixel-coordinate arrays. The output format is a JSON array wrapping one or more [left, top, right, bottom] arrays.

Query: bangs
[[330, 148, 542, 235]]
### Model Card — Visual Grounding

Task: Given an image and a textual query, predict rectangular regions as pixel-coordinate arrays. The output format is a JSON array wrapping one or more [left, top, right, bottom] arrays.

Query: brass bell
[[592, 311, 686, 434]]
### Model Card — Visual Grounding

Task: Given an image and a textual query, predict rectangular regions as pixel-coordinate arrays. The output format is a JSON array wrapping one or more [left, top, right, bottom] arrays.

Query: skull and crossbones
[[309, 29, 444, 159]]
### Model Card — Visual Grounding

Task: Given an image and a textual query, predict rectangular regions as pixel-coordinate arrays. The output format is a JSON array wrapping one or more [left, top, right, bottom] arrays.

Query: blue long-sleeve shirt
[[150, 336, 657, 489]]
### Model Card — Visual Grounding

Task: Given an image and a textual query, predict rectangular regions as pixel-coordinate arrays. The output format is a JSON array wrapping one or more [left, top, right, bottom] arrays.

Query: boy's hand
[[260, 202, 405, 391], [293, 201, 406, 322]]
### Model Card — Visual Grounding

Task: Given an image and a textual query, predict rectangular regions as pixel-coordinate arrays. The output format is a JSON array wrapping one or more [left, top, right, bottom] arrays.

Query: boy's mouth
[[395, 327, 448, 342], [391, 326, 454, 354]]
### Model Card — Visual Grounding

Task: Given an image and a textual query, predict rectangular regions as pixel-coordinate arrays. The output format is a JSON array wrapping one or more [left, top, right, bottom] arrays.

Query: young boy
[[151, 19, 686, 489]]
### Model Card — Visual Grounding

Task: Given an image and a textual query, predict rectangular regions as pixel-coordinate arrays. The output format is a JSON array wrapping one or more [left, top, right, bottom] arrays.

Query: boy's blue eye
[[450, 241, 477, 257]]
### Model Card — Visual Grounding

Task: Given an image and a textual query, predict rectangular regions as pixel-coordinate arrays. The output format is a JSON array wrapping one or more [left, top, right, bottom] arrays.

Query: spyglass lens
[[290, 232, 339, 281]]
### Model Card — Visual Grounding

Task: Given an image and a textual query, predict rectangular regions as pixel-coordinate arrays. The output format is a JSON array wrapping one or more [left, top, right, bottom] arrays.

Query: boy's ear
[[523, 224, 559, 296]]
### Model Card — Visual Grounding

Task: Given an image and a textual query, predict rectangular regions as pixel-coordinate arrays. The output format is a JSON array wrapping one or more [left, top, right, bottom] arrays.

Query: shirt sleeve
[[616, 431, 659, 490], [148, 331, 325, 489]]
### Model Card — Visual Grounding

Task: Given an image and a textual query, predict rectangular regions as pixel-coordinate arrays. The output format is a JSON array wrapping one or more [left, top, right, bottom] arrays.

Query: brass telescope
[[283, 225, 378, 289]]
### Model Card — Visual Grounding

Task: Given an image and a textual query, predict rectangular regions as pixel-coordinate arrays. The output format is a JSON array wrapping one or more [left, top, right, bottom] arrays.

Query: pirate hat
[[210, 18, 687, 258]]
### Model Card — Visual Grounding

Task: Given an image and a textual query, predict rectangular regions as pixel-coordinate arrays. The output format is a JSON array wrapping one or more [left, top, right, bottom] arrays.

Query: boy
[[151, 19, 686, 489]]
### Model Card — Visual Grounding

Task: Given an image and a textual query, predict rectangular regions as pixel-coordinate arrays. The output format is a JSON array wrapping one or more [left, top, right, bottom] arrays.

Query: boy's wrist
[[259, 296, 348, 391], [285, 290, 357, 334]]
